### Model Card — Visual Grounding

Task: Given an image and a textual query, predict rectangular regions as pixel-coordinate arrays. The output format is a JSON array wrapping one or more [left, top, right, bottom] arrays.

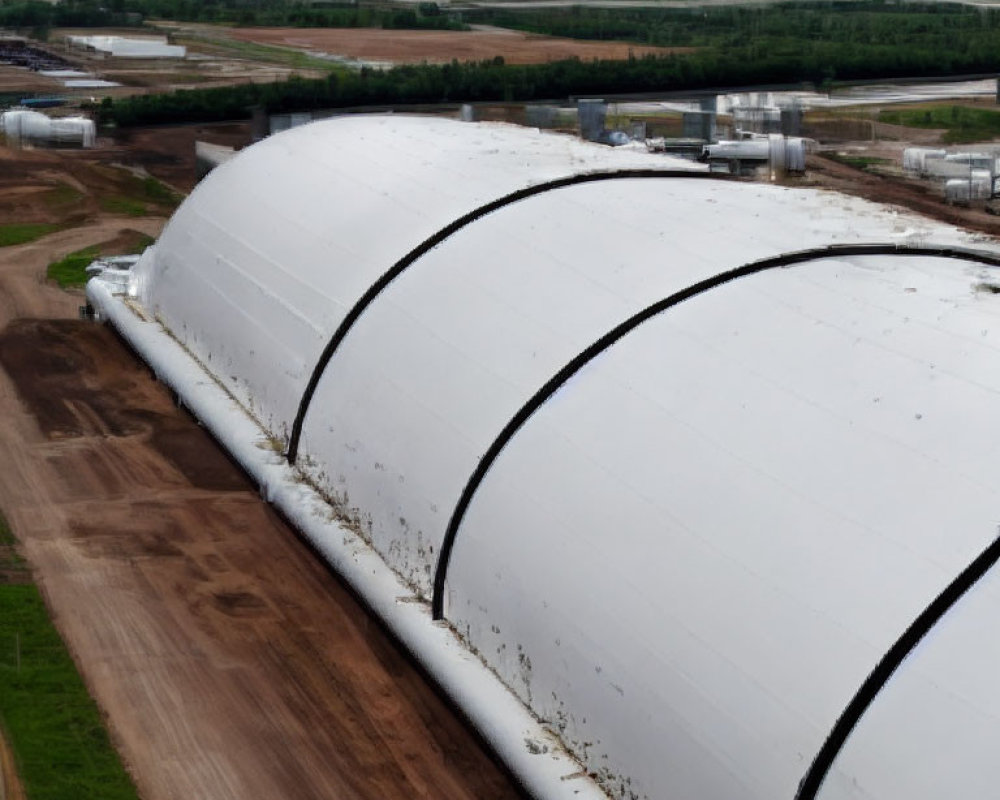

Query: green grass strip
[[175, 31, 342, 72], [99, 197, 148, 218], [0, 224, 61, 248], [47, 234, 155, 289], [880, 105, 1000, 144], [0, 515, 139, 800], [46, 247, 101, 289], [0, 510, 26, 572]]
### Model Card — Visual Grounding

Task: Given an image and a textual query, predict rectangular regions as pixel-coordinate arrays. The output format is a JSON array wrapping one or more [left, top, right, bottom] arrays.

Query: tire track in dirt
[[0, 222, 526, 800]]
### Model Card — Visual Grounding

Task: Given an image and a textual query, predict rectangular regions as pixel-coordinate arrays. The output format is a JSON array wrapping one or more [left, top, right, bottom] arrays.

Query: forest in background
[[3, 0, 1000, 125], [0, 0, 463, 32]]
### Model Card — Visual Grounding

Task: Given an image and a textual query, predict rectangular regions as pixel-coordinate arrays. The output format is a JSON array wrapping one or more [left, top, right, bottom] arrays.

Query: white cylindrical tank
[[1, 109, 95, 148], [945, 172, 992, 204], [784, 137, 806, 172], [902, 148, 947, 175], [2, 109, 50, 143], [703, 139, 770, 161], [925, 158, 984, 180], [50, 116, 96, 147]]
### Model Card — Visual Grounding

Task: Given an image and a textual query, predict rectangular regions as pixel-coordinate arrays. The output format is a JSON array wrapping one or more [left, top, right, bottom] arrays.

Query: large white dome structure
[[90, 115, 1000, 800]]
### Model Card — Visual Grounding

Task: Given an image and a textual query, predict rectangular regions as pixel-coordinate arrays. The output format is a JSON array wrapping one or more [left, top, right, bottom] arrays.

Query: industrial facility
[[88, 115, 1000, 800], [903, 146, 1000, 203]]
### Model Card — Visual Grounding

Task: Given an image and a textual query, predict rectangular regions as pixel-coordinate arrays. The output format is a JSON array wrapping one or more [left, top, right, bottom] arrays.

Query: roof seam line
[[795, 528, 1000, 799], [285, 169, 734, 463], [429, 243, 1000, 633]]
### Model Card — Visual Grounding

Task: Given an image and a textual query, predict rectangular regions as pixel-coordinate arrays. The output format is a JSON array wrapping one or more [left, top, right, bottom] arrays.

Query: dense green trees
[[467, 2, 1000, 49], [98, 37, 1000, 128], [0, 0, 463, 30]]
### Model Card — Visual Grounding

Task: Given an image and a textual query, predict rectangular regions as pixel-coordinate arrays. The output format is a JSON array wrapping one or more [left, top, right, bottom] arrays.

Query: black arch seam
[[285, 169, 735, 463], [432, 242, 1000, 619], [795, 530, 1000, 799]]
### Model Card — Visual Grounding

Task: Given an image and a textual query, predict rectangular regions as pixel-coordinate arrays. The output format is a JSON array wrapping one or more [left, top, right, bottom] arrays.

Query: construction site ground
[[0, 141, 525, 799]]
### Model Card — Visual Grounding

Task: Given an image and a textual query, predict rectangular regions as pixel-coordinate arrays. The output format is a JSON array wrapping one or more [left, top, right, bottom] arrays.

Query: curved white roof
[[131, 115, 694, 439], [451, 252, 1000, 799], [113, 116, 1000, 800]]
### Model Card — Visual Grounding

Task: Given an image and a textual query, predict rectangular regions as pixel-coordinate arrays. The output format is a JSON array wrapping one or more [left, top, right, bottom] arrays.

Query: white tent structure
[[88, 115, 1000, 800]]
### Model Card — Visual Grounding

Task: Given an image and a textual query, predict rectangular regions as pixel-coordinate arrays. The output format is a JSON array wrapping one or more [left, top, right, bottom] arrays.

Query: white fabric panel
[[298, 178, 977, 596], [447, 255, 1000, 800], [131, 116, 693, 438], [817, 563, 1000, 800]]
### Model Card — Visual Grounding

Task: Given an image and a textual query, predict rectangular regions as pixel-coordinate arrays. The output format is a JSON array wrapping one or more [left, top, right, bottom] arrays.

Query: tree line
[[8, 0, 1000, 125], [464, 1, 1000, 48], [0, 0, 462, 32], [98, 40, 1000, 128]]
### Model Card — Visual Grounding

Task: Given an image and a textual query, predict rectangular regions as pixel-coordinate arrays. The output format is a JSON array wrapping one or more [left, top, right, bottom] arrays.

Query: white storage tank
[[1, 109, 95, 148], [703, 138, 770, 161], [902, 147, 947, 175], [945, 171, 993, 204]]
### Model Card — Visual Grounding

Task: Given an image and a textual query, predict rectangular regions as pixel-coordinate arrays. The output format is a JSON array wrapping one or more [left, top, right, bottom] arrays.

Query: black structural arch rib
[[285, 169, 735, 463], [795, 530, 1000, 800], [431, 243, 1000, 623]]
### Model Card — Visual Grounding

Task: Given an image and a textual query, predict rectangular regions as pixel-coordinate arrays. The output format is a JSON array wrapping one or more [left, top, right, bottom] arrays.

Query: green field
[[0, 224, 61, 248], [47, 232, 154, 288], [825, 153, 891, 171], [0, 513, 139, 800], [880, 105, 1000, 144], [98, 197, 148, 218]]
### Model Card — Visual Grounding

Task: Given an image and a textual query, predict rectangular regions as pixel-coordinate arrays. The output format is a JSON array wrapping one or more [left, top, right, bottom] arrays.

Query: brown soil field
[[0, 143, 183, 224], [228, 26, 687, 65], [0, 66, 60, 93], [801, 152, 1000, 237], [111, 122, 252, 193], [0, 144, 525, 799]]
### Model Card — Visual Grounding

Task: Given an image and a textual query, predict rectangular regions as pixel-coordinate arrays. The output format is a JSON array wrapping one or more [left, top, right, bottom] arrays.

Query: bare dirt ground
[[0, 145, 525, 800], [110, 122, 252, 193], [798, 152, 999, 237], [0, 67, 60, 94], [228, 26, 687, 65], [0, 32, 325, 106], [0, 141, 185, 223]]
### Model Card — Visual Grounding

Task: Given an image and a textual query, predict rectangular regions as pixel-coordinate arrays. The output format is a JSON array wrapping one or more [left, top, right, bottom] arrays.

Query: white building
[[89, 115, 1000, 800], [66, 35, 185, 59]]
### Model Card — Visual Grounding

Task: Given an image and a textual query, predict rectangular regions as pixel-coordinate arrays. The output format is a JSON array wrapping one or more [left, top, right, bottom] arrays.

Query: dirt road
[[0, 221, 525, 799], [803, 153, 1000, 238]]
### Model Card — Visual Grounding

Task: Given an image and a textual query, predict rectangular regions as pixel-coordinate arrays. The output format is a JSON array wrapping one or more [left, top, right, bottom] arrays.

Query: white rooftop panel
[[130, 115, 698, 437], [448, 253, 1000, 800], [297, 176, 979, 596]]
